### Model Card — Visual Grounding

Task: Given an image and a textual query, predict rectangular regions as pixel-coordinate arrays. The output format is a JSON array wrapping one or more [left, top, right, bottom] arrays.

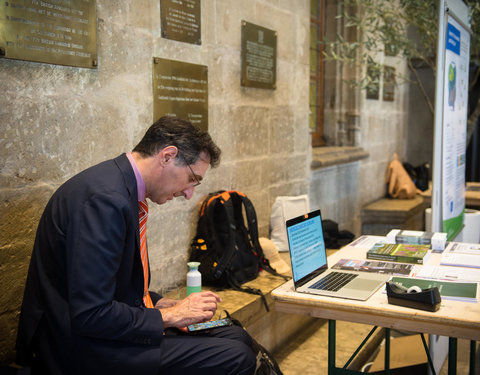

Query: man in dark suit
[[16, 117, 256, 375]]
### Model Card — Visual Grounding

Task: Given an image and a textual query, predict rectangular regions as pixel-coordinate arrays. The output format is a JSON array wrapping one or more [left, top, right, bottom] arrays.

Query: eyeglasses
[[186, 162, 201, 187]]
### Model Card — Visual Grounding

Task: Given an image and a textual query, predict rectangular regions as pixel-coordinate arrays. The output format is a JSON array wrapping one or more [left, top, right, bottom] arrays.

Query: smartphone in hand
[[187, 318, 233, 332]]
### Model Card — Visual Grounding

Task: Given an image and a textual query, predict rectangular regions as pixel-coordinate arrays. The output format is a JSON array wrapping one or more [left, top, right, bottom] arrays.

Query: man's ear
[[159, 146, 179, 165]]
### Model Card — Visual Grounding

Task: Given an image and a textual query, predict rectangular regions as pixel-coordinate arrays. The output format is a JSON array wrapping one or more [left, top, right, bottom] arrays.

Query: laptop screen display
[[286, 210, 327, 284]]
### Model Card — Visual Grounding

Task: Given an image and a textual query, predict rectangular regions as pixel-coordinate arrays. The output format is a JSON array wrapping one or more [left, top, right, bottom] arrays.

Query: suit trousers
[[30, 323, 256, 375], [159, 325, 257, 375]]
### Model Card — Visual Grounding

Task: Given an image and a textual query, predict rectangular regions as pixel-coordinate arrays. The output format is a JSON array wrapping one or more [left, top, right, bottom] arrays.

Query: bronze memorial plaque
[[153, 57, 208, 131], [160, 0, 201, 45], [241, 20, 277, 89], [0, 0, 97, 68]]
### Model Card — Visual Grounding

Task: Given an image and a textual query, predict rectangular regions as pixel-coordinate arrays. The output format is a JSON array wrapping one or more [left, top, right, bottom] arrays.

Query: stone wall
[[311, 44, 409, 234], [310, 83, 410, 235], [0, 0, 412, 366], [0, 0, 311, 364]]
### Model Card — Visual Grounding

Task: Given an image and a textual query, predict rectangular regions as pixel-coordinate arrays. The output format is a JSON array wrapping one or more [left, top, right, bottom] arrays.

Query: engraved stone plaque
[[153, 57, 208, 130], [241, 21, 277, 89], [160, 0, 201, 45], [0, 0, 97, 68]]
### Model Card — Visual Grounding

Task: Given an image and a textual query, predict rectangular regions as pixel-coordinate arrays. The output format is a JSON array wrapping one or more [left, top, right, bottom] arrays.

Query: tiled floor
[[275, 319, 478, 374]]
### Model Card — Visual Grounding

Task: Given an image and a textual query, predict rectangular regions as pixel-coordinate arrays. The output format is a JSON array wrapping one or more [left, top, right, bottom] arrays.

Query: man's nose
[[182, 186, 195, 200]]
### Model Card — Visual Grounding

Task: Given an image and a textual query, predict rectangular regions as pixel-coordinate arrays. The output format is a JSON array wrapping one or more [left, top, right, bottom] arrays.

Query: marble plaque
[[0, 0, 97, 68], [153, 57, 208, 130], [160, 0, 201, 45], [241, 20, 277, 89]]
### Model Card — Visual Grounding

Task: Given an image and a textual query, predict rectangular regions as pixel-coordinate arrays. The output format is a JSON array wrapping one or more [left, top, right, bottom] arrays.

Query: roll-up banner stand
[[432, 0, 471, 240], [430, 1, 471, 373]]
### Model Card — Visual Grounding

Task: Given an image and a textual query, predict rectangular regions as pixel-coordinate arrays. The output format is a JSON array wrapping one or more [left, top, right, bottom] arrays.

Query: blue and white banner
[[442, 16, 470, 239]]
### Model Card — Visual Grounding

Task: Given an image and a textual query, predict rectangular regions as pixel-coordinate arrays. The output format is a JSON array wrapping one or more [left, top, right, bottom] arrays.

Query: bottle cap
[[187, 262, 200, 269]]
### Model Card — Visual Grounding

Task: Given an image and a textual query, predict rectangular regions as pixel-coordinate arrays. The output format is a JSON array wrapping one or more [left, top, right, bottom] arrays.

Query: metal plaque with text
[[0, 0, 97, 69], [153, 57, 208, 130], [241, 21, 277, 89], [160, 0, 201, 45]]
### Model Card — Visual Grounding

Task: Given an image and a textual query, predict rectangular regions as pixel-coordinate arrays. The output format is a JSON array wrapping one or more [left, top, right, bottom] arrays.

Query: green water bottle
[[186, 262, 201, 296]]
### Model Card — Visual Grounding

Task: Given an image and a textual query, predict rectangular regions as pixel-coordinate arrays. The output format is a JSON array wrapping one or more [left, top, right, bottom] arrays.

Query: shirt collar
[[126, 152, 146, 202]]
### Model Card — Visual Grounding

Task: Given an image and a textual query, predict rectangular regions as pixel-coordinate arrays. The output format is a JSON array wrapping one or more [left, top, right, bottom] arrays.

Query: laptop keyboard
[[310, 272, 358, 292]]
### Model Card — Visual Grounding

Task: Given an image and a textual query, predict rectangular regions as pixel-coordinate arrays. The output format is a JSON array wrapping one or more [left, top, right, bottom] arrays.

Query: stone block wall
[[0, 0, 411, 365], [314, 0, 410, 236], [310, 98, 409, 235], [310, 56, 409, 234], [0, 0, 311, 363]]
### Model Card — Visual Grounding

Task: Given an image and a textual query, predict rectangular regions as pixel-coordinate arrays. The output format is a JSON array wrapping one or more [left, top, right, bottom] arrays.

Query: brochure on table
[[345, 235, 480, 302], [411, 265, 480, 283], [440, 242, 480, 268]]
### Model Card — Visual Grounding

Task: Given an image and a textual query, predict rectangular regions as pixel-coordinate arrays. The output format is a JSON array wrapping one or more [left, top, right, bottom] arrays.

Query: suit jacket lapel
[[114, 154, 142, 250]]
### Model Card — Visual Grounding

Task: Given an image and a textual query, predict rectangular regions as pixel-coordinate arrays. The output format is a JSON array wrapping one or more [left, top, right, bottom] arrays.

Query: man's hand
[[154, 298, 178, 309], [159, 291, 222, 329]]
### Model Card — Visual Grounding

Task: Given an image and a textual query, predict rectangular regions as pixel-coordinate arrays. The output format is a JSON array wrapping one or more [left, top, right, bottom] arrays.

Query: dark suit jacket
[[16, 154, 165, 375]]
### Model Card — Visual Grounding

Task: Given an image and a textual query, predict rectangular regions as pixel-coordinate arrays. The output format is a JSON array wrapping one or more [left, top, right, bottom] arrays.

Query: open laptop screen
[[286, 210, 328, 286]]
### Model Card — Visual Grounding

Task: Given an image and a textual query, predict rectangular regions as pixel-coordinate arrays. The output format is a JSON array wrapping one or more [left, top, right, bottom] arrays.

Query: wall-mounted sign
[[153, 57, 208, 130], [0, 0, 97, 68], [366, 65, 380, 100], [160, 0, 201, 45], [241, 21, 276, 89], [383, 66, 395, 102]]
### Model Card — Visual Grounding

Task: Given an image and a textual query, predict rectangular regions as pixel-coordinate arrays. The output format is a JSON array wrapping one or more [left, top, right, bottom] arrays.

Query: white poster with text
[[442, 16, 470, 239]]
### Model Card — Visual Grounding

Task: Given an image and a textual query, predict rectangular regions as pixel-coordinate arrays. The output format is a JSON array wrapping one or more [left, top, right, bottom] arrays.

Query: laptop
[[286, 210, 389, 300]]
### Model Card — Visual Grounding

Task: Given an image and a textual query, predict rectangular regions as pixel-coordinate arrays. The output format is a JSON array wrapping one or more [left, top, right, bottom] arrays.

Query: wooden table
[[421, 181, 480, 208], [272, 244, 480, 374]]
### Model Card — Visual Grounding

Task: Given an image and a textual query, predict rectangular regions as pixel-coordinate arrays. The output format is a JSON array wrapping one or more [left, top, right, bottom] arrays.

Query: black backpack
[[322, 219, 355, 249], [189, 190, 287, 310], [222, 310, 284, 375], [403, 162, 430, 191]]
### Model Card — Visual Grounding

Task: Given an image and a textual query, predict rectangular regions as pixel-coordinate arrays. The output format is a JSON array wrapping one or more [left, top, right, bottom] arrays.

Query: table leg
[[469, 341, 476, 375], [384, 328, 390, 375], [420, 333, 437, 374], [448, 337, 457, 375], [328, 320, 336, 375]]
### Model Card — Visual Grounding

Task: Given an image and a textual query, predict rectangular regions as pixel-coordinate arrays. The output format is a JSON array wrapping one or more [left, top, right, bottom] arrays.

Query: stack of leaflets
[[367, 242, 431, 264], [386, 229, 447, 251], [394, 230, 433, 245], [440, 242, 480, 268]]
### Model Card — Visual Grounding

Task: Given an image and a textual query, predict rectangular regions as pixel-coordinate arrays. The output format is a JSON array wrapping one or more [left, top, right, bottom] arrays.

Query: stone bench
[[361, 195, 427, 236]]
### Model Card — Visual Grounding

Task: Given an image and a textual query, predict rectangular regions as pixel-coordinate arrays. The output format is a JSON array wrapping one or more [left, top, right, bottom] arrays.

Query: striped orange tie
[[139, 199, 154, 308]]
